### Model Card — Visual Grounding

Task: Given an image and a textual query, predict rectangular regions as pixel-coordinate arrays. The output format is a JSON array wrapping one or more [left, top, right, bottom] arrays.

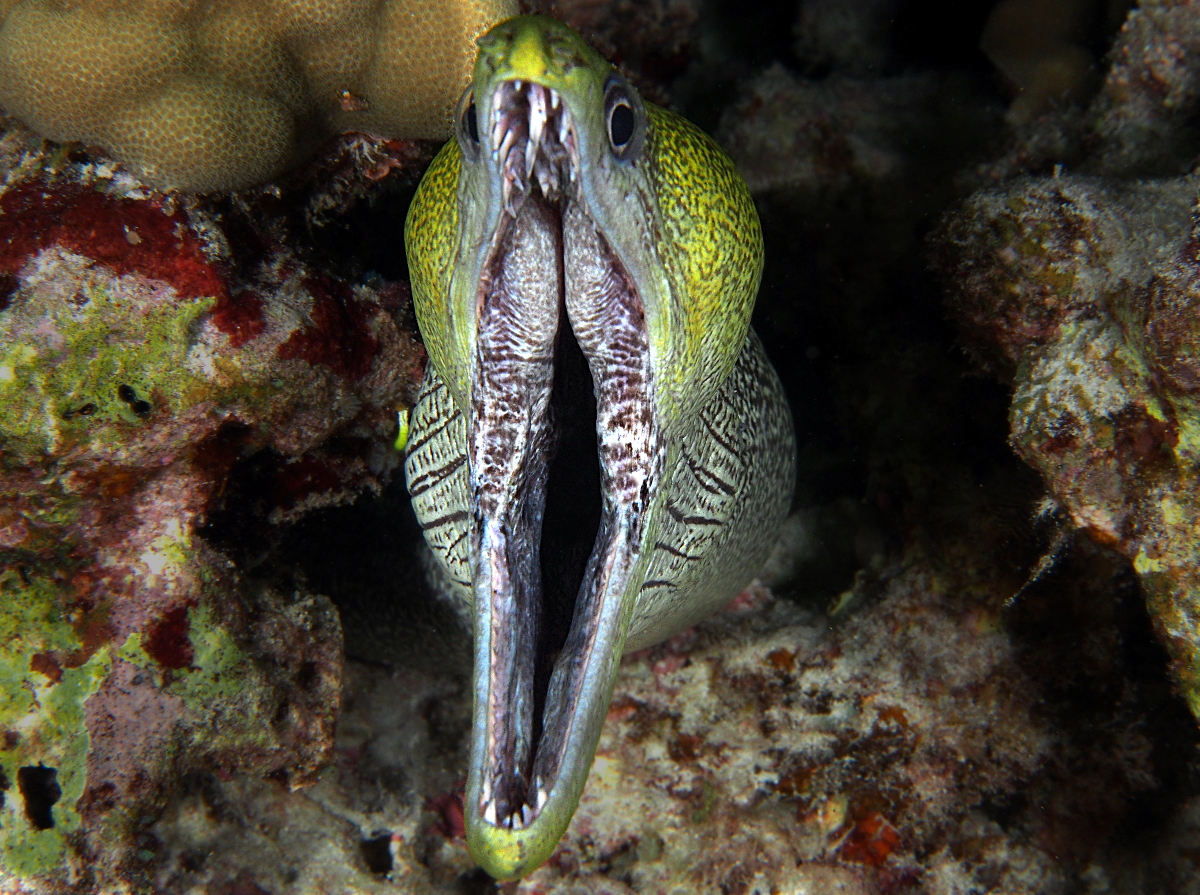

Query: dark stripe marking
[[406, 409, 462, 455], [701, 413, 739, 456], [685, 451, 735, 496], [641, 579, 676, 591], [654, 540, 701, 561], [446, 528, 468, 554], [664, 503, 722, 526], [419, 509, 469, 532], [408, 456, 466, 496]]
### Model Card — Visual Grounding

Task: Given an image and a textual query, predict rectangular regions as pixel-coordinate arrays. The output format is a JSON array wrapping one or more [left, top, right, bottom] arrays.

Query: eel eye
[[465, 100, 479, 144], [603, 76, 645, 162], [609, 101, 634, 148], [456, 87, 481, 159]]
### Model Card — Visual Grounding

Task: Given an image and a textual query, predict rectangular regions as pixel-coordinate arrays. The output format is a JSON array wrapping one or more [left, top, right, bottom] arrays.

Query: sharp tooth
[[525, 131, 538, 180], [520, 804, 531, 827], [483, 800, 497, 826], [549, 89, 560, 111], [526, 87, 546, 179], [513, 79, 523, 91], [499, 126, 517, 160], [536, 788, 548, 810]]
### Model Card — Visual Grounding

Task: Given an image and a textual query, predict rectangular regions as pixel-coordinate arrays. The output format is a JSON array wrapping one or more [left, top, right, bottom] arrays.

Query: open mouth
[[467, 79, 662, 833], [492, 80, 577, 214]]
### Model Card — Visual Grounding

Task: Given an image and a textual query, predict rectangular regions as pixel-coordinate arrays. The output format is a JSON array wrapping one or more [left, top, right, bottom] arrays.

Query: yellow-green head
[[407, 14, 762, 429], [404, 14, 765, 880]]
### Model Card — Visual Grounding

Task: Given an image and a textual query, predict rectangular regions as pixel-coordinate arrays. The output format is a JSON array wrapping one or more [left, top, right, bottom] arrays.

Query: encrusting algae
[[934, 173, 1200, 721], [0, 0, 517, 191], [0, 112, 427, 887]]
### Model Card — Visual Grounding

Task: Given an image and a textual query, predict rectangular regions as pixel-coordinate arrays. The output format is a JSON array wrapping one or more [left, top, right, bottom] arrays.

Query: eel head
[[405, 14, 763, 878]]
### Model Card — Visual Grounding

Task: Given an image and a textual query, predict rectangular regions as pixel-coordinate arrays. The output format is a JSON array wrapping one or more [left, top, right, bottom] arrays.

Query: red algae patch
[[144, 605, 195, 671], [0, 183, 227, 300], [277, 275, 377, 380], [29, 651, 63, 684], [838, 811, 902, 867], [211, 289, 267, 348]]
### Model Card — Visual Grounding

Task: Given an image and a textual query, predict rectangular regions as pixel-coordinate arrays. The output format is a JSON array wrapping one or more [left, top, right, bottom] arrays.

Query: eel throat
[[465, 78, 664, 872]]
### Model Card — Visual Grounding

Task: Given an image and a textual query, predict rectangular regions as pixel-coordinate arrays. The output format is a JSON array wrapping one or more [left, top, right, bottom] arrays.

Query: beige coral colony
[[0, 0, 518, 192]]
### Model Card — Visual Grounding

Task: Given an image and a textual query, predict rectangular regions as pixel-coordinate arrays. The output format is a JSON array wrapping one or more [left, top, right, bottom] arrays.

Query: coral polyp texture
[[0, 121, 427, 890], [0, 0, 516, 191]]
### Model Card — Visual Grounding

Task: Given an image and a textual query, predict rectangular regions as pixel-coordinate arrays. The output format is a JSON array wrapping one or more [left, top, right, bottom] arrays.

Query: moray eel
[[403, 15, 795, 879]]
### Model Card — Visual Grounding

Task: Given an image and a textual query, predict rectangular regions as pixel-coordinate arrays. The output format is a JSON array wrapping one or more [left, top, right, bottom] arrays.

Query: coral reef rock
[[979, 0, 1200, 181], [935, 0, 1200, 732], [1085, 0, 1200, 176], [139, 552, 1193, 894], [0, 0, 516, 191], [0, 121, 426, 891], [935, 172, 1200, 721]]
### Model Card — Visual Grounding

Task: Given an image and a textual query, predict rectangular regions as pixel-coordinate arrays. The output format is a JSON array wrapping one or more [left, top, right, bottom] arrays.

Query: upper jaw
[[463, 78, 662, 878], [489, 79, 579, 216]]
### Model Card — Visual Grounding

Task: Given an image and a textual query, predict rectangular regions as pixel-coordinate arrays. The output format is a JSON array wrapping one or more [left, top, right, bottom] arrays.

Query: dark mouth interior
[[532, 311, 601, 776]]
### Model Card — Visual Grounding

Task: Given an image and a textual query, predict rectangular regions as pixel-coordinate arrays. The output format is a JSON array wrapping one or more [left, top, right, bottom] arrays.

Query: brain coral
[[0, 0, 516, 192]]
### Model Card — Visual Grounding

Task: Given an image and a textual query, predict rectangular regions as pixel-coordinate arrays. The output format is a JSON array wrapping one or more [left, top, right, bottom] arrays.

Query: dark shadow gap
[[531, 315, 602, 755], [18, 764, 60, 831]]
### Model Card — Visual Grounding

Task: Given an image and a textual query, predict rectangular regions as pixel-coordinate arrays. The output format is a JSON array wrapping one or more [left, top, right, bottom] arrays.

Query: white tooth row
[[526, 85, 545, 177], [479, 781, 550, 830], [490, 82, 570, 169]]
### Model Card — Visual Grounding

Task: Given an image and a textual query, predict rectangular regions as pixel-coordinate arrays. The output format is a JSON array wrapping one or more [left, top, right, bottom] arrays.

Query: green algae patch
[[120, 602, 276, 753], [167, 602, 250, 703], [0, 274, 215, 458], [0, 569, 111, 877], [139, 518, 193, 582], [169, 602, 276, 752], [116, 631, 153, 669], [1167, 401, 1200, 467]]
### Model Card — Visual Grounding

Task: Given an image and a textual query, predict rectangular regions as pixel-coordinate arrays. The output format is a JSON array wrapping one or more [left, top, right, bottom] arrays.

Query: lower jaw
[[464, 182, 658, 878], [465, 511, 643, 880]]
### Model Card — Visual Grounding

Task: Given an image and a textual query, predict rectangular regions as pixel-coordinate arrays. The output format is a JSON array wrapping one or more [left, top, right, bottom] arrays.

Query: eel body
[[403, 15, 795, 879]]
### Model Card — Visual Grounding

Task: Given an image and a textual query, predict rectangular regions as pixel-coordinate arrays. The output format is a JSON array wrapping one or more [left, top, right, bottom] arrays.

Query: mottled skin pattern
[[404, 16, 794, 879], [407, 333, 794, 650]]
